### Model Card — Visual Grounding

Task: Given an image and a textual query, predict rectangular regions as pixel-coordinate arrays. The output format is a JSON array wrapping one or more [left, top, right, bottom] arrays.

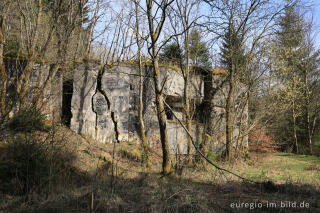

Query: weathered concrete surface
[[3, 60, 62, 121], [37, 65, 63, 121], [101, 65, 133, 142], [70, 63, 136, 143], [159, 67, 204, 99], [70, 62, 100, 140], [69, 62, 248, 154], [167, 121, 203, 154], [3, 59, 248, 154], [92, 92, 115, 143], [204, 75, 249, 152], [3, 59, 249, 154]]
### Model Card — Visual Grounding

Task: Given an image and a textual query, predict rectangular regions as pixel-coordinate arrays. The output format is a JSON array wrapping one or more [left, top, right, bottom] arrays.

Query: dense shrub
[[7, 107, 51, 132], [249, 127, 279, 153], [0, 134, 76, 195]]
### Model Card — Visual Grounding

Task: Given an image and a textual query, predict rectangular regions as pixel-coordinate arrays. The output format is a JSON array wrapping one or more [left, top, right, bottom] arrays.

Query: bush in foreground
[[7, 106, 51, 132], [0, 133, 77, 195]]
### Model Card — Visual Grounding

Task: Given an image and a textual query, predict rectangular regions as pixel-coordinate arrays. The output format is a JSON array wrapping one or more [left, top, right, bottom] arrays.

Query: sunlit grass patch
[[278, 152, 320, 162], [236, 152, 320, 184]]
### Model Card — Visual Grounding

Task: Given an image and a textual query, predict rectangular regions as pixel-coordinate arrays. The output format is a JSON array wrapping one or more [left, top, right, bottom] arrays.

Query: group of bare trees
[[137, 0, 319, 174], [1, 0, 319, 175], [0, 0, 90, 121]]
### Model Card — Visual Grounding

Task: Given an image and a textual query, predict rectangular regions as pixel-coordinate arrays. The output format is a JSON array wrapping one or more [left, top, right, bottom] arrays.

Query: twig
[[166, 189, 192, 201], [90, 192, 94, 213]]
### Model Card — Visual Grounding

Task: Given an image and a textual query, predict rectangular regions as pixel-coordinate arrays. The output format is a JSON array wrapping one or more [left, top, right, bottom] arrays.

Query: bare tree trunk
[[174, 0, 199, 166], [134, 0, 149, 167], [0, 16, 7, 120], [292, 100, 299, 154], [225, 77, 234, 161], [184, 74, 192, 164], [197, 72, 214, 168], [235, 94, 248, 155], [153, 55, 172, 174], [307, 114, 312, 155], [303, 69, 312, 154], [0, 2, 12, 121], [183, 34, 192, 165], [146, 0, 173, 175], [199, 115, 213, 168], [310, 115, 318, 154]]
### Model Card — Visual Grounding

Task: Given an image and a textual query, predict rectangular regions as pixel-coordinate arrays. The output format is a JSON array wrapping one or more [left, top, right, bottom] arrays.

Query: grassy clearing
[[0, 127, 319, 212], [234, 152, 320, 183]]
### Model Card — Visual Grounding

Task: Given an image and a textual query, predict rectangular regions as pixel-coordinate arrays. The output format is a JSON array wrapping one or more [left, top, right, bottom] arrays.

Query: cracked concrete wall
[[70, 63, 135, 143], [69, 62, 204, 147], [3, 59, 249, 155], [69, 62, 248, 154], [70, 62, 102, 140], [100, 65, 133, 142]]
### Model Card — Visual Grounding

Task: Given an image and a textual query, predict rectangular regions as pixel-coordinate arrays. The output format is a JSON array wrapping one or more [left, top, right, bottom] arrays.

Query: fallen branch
[[166, 189, 192, 201]]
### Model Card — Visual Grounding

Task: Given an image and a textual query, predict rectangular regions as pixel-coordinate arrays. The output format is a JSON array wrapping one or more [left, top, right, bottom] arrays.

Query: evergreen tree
[[159, 42, 183, 65], [219, 22, 246, 160], [220, 23, 247, 80], [271, 3, 320, 154], [160, 30, 212, 68], [189, 29, 211, 68]]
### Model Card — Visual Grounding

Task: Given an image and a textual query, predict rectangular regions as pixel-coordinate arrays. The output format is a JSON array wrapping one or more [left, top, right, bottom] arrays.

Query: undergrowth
[[7, 107, 51, 132], [0, 126, 319, 213]]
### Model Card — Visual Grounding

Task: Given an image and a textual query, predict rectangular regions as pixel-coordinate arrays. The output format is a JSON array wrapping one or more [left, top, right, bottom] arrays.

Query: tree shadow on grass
[[3, 162, 317, 213], [1, 135, 319, 213]]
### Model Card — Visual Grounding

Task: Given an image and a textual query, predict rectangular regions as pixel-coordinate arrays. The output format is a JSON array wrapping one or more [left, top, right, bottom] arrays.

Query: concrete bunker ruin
[[69, 62, 248, 154], [2, 59, 248, 154]]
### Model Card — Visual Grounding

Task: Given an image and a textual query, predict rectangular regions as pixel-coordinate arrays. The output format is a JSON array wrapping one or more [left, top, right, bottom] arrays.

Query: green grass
[[236, 152, 320, 183], [207, 151, 221, 162], [242, 169, 268, 182]]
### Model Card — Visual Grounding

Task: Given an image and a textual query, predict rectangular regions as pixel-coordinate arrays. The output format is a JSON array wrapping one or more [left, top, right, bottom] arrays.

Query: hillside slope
[[0, 126, 319, 212]]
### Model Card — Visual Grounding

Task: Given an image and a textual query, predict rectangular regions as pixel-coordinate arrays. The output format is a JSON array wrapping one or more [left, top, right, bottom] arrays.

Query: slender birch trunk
[[134, 0, 149, 167], [146, 0, 172, 175], [225, 75, 234, 161], [184, 34, 192, 165], [292, 99, 299, 154]]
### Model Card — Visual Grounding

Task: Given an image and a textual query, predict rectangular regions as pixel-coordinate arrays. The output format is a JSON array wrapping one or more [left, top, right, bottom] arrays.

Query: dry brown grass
[[1, 126, 319, 212], [305, 164, 320, 171]]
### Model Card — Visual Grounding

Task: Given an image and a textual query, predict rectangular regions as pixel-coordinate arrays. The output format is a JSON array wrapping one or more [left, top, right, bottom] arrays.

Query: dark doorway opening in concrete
[[62, 80, 73, 127], [165, 106, 173, 120]]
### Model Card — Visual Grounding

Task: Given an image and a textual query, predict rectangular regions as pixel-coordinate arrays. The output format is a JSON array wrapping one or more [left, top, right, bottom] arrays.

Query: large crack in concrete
[[91, 84, 98, 139], [94, 66, 120, 143], [110, 111, 120, 143]]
